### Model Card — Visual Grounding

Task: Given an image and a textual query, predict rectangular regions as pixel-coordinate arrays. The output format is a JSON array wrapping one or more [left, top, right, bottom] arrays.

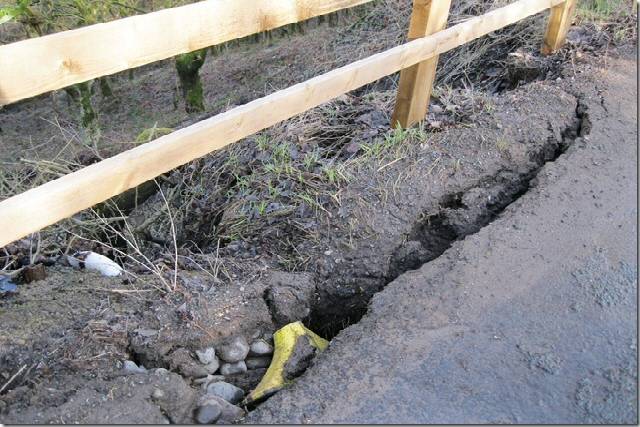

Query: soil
[[246, 50, 638, 424], [0, 1, 636, 424]]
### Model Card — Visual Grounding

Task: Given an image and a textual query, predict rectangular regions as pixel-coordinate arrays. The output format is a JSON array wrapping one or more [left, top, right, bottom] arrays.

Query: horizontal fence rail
[[0, 0, 373, 106], [0, 0, 572, 247]]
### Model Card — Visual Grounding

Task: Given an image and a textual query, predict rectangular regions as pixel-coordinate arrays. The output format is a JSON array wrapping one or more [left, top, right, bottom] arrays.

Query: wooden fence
[[0, 0, 576, 248]]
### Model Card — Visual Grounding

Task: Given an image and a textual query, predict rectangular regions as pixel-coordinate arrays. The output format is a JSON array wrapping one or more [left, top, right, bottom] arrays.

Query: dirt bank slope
[[246, 51, 638, 424]]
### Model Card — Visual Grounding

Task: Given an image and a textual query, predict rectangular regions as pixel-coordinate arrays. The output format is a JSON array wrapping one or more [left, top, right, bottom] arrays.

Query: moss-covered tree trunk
[[63, 81, 100, 150], [175, 49, 207, 113], [98, 76, 114, 98], [63, 81, 98, 129]]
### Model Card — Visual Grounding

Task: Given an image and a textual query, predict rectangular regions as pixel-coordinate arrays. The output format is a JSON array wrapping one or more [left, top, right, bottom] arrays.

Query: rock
[[194, 403, 222, 424], [283, 336, 316, 380], [204, 358, 220, 374], [249, 339, 273, 356], [225, 368, 267, 392], [194, 375, 225, 387], [154, 368, 170, 375], [219, 361, 247, 376], [123, 360, 147, 375], [206, 381, 244, 404], [23, 264, 46, 283], [195, 348, 216, 365], [217, 337, 249, 363], [168, 348, 209, 378], [245, 357, 271, 370], [151, 389, 165, 400], [198, 396, 244, 423], [263, 271, 315, 327]]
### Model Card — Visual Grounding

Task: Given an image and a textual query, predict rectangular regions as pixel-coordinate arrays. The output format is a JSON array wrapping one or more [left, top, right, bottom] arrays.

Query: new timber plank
[[0, 0, 373, 105]]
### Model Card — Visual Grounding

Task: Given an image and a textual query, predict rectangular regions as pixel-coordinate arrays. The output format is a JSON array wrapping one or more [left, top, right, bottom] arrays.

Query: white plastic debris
[[67, 251, 123, 277]]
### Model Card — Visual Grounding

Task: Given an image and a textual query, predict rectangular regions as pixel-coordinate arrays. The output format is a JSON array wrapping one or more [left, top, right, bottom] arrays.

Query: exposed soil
[[0, 1, 636, 423], [245, 50, 637, 424]]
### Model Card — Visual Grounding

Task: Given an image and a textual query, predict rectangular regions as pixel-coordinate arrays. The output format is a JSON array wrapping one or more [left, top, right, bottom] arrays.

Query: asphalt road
[[247, 52, 638, 424]]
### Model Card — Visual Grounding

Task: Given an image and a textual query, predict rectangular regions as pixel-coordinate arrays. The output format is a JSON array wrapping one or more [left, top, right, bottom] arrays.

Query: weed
[[496, 138, 510, 151], [256, 134, 270, 151], [577, 0, 633, 22]]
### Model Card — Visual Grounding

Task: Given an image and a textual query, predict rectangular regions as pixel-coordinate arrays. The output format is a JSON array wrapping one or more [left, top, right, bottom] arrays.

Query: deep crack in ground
[[304, 97, 591, 340]]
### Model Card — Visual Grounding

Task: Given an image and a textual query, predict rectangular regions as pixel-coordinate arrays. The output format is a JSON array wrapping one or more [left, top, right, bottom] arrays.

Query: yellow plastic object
[[244, 321, 328, 405]]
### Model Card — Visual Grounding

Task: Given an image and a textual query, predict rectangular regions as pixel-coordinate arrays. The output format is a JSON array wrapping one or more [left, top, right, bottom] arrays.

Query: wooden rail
[[0, 0, 373, 105], [0, 0, 575, 248]]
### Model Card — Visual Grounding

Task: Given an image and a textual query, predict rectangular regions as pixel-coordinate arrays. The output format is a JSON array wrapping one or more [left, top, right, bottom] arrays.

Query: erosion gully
[[305, 98, 591, 340]]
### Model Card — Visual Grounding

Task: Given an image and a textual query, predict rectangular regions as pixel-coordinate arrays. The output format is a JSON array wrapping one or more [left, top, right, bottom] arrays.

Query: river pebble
[[194, 402, 222, 424], [206, 381, 244, 404], [218, 336, 249, 362], [195, 348, 216, 365], [249, 339, 273, 356], [220, 361, 247, 376], [204, 358, 220, 374], [245, 357, 271, 370], [194, 374, 225, 387], [199, 396, 244, 423]]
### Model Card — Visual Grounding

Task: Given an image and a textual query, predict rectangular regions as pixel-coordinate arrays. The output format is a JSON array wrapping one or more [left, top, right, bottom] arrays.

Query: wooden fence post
[[391, 0, 452, 128], [541, 0, 577, 55]]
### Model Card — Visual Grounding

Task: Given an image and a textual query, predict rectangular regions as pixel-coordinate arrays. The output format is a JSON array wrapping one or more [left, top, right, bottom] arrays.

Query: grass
[[577, 0, 635, 22]]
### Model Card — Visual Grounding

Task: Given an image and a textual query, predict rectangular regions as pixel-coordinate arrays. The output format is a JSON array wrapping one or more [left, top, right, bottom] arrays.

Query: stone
[[283, 336, 316, 380], [151, 389, 165, 400], [194, 375, 225, 387], [168, 348, 210, 378], [225, 368, 267, 392], [195, 348, 216, 365], [123, 360, 147, 374], [245, 357, 271, 370], [249, 339, 273, 356], [199, 396, 244, 423], [206, 381, 244, 404], [194, 403, 222, 424], [204, 358, 220, 374], [219, 361, 247, 376], [217, 336, 249, 363], [263, 271, 315, 327]]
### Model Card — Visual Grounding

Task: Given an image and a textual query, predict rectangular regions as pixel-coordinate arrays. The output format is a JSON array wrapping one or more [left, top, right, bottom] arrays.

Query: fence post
[[391, 0, 452, 129], [541, 0, 577, 55]]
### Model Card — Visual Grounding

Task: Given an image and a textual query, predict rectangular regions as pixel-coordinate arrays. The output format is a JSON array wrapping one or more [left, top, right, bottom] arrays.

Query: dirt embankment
[[1, 48, 607, 424], [0, 0, 635, 422]]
